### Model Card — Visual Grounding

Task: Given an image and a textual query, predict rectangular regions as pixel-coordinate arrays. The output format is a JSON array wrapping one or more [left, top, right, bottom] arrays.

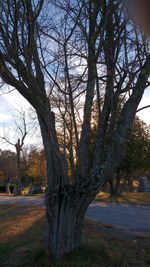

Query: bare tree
[[0, 109, 27, 192], [0, 0, 150, 260]]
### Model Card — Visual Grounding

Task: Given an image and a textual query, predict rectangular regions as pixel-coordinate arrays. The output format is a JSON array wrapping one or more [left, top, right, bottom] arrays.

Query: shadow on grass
[[0, 206, 122, 267], [0, 206, 46, 267], [0, 205, 150, 267]]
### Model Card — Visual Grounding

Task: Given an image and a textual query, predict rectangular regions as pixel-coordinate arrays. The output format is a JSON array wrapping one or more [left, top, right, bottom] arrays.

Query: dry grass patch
[[96, 192, 150, 206], [0, 205, 150, 267]]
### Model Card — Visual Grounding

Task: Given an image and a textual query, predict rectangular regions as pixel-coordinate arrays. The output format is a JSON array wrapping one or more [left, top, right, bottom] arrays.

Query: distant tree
[[121, 117, 150, 184], [0, 149, 17, 184], [106, 117, 150, 195], [26, 147, 46, 185], [0, 109, 27, 191]]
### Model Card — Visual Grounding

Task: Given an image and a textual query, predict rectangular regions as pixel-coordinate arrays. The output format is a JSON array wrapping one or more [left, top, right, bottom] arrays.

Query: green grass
[[96, 192, 150, 206], [0, 205, 150, 267]]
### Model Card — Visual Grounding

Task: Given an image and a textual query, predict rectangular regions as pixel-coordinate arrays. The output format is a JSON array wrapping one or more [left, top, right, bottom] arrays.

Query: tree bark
[[37, 108, 95, 259], [45, 186, 94, 260]]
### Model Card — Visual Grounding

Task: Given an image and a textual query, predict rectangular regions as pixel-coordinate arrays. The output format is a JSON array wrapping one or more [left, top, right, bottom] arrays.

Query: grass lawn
[[0, 205, 150, 267], [96, 192, 150, 206]]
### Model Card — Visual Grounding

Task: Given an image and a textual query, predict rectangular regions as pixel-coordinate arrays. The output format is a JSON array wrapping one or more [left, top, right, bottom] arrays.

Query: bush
[[0, 185, 6, 193], [0, 184, 18, 193]]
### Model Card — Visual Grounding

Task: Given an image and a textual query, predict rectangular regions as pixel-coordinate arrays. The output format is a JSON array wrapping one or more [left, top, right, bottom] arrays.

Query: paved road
[[86, 202, 150, 236], [0, 196, 150, 236]]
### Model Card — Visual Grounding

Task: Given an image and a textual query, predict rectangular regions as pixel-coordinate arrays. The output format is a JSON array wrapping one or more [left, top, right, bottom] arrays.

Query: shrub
[[0, 185, 6, 193]]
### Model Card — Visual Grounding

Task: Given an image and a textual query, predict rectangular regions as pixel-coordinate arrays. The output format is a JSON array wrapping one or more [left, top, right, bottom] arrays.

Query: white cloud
[[138, 88, 150, 125], [0, 90, 42, 150]]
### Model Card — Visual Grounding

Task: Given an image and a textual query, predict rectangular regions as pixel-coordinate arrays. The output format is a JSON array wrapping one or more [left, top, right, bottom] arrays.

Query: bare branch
[[136, 105, 150, 113]]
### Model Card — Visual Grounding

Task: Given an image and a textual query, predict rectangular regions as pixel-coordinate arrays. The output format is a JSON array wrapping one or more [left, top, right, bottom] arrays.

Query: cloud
[[0, 96, 14, 129], [0, 95, 11, 112], [0, 91, 42, 150], [138, 88, 150, 125]]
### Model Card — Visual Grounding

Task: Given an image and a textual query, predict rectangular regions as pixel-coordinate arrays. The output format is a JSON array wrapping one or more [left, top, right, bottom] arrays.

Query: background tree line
[[0, 146, 46, 190], [0, 115, 150, 194]]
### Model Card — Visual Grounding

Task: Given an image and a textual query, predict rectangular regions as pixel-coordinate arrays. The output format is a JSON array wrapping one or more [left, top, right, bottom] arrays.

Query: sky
[[0, 87, 150, 151], [0, 90, 42, 151], [138, 88, 150, 124]]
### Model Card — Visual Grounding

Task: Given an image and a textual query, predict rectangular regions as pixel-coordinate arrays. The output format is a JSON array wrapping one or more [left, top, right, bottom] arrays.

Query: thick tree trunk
[[37, 110, 95, 259], [45, 187, 94, 260]]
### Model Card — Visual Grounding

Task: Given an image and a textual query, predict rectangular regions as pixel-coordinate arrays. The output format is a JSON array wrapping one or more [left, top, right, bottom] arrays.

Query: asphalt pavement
[[0, 195, 150, 236]]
